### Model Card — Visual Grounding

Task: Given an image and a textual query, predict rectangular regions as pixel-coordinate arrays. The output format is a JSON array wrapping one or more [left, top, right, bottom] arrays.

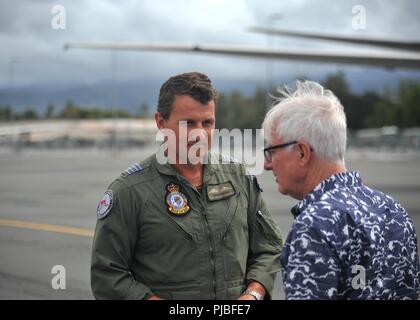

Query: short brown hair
[[157, 72, 218, 119]]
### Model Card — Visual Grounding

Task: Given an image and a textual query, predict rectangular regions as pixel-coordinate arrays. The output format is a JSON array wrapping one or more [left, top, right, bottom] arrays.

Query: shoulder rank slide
[[122, 163, 144, 177]]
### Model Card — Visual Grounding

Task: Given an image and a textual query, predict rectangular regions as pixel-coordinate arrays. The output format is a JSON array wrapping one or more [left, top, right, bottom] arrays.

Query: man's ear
[[297, 141, 312, 165], [155, 112, 165, 130]]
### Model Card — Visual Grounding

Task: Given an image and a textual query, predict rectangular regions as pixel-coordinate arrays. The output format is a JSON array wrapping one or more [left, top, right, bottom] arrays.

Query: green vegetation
[[216, 88, 267, 130], [0, 101, 150, 122], [58, 100, 133, 119], [216, 72, 420, 130], [1, 73, 420, 130], [364, 80, 420, 128]]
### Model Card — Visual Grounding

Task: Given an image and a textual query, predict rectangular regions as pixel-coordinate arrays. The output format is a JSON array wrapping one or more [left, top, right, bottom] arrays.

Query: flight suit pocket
[[163, 212, 196, 244], [138, 202, 200, 285], [256, 209, 282, 245], [221, 192, 248, 238], [222, 192, 249, 281]]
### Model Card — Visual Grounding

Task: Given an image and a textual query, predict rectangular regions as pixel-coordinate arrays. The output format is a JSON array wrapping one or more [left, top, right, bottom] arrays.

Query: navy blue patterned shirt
[[281, 171, 420, 300]]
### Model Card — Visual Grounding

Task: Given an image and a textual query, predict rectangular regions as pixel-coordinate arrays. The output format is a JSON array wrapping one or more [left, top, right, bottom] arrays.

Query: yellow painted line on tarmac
[[0, 219, 94, 237]]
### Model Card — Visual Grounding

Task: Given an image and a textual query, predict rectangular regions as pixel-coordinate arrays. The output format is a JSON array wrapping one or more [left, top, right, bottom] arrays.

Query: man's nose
[[190, 128, 207, 143], [264, 159, 272, 171], [197, 129, 207, 140]]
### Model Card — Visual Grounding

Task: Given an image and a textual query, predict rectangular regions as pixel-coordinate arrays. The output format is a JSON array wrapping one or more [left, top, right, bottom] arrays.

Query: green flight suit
[[91, 152, 282, 300]]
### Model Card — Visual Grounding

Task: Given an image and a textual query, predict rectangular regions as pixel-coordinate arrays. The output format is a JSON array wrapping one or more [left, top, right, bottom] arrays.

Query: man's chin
[[277, 184, 287, 196], [176, 150, 210, 165], [188, 145, 209, 157], [188, 154, 209, 165]]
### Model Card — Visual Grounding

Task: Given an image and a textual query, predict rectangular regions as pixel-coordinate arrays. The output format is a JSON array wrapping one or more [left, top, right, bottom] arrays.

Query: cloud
[[0, 0, 419, 88]]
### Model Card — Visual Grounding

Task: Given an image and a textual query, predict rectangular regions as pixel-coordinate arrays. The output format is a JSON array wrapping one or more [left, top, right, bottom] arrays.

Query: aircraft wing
[[63, 42, 420, 70], [248, 26, 420, 52]]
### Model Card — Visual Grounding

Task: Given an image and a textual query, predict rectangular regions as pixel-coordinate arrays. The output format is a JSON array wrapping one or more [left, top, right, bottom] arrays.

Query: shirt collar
[[291, 171, 362, 218]]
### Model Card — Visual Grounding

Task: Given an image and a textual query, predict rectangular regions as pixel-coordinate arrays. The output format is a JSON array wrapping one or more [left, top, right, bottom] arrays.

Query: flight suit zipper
[[179, 176, 217, 299], [202, 211, 217, 299], [188, 182, 217, 299]]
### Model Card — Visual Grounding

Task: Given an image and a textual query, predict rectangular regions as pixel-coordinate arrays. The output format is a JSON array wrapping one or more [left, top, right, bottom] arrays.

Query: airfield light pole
[[266, 14, 283, 85], [8, 57, 19, 122], [265, 13, 283, 110], [111, 49, 118, 151]]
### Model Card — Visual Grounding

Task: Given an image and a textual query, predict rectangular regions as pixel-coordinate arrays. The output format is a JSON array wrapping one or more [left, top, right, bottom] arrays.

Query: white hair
[[262, 80, 347, 165]]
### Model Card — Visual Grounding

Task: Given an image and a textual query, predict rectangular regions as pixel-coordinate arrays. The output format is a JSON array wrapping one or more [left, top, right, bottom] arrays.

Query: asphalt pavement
[[1, 148, 419, 299]]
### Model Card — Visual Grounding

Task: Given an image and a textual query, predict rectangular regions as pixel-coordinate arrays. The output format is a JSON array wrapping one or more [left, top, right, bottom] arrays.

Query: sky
[[1, 0, 420, 91]]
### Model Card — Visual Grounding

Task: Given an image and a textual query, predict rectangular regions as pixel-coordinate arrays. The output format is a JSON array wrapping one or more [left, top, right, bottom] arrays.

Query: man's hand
[[238, 294, 257, 300], [238, 281, 266, 300], [147, 295, 164, 300]]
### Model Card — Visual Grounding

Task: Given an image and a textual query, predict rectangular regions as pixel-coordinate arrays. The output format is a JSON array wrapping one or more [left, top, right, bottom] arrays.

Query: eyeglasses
[[263, 141, 298, 162]]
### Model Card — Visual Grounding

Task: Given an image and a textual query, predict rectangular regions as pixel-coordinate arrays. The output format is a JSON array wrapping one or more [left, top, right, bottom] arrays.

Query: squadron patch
[[96, 190, 114, 219], [165, 183, 190, 216]]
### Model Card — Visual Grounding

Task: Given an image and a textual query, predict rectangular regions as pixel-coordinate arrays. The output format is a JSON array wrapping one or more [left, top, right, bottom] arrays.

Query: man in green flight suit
[[91, 72, 282, 300]]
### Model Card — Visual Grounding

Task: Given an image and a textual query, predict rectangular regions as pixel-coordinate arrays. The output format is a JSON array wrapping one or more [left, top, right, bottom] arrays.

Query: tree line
[[0, 101, 150, 121], [1, 72, 419, 130], [216, 72, 420, 130]]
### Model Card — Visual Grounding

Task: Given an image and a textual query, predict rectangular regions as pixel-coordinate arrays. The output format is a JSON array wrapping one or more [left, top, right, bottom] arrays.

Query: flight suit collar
[[152, 153, 178, 176], [152, 151, 217, 184]]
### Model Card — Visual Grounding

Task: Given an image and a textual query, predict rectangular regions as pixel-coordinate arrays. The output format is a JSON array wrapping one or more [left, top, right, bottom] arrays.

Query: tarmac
[[1, 147, 419, 299]]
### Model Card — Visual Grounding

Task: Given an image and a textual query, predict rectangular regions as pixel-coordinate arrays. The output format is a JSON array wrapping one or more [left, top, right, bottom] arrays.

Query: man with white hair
[[262, 80, 420, 299]]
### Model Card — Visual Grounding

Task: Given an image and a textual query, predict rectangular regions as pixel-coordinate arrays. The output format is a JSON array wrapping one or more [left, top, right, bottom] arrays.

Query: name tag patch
[[207, 181, 236, 201]]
